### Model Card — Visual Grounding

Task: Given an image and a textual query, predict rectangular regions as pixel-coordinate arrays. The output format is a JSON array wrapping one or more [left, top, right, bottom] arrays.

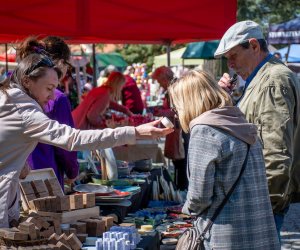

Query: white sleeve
[[21, 105, 136, 151]]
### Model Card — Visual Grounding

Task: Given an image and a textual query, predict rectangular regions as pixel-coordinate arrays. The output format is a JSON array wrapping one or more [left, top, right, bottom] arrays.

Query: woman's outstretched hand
[[135, 118, 174, 140]]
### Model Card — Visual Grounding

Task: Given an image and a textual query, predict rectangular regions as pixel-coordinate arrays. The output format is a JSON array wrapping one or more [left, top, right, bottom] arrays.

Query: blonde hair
[[169, 69, 232, 132], [102, 71, 125, 100]]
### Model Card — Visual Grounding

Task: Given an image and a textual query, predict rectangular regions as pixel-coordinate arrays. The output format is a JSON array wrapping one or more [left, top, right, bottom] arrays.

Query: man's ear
[[249, 38, 260, 52]]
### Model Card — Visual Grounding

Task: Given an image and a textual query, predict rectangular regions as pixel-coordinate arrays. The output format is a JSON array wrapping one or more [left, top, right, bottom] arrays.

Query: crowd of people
[[0, 19, 299, 250]]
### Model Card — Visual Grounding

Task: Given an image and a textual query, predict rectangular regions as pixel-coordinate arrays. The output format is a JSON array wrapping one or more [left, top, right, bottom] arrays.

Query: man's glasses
[[25, 56, 55, 75]]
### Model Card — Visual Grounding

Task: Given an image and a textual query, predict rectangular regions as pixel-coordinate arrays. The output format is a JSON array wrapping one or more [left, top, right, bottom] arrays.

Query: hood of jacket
[[189, 106, 257, 145]]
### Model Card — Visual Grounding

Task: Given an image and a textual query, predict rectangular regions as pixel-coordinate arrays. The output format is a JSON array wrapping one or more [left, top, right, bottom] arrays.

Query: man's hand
[[218, 73, 235, 94]]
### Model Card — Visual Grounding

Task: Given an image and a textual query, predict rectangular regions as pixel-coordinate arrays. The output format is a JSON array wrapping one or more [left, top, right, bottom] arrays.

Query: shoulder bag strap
[[199, 144, 250, 239]]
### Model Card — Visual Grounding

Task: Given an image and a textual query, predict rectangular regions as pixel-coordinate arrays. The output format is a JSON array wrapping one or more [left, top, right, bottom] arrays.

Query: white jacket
[[0, 84, 136, 180]]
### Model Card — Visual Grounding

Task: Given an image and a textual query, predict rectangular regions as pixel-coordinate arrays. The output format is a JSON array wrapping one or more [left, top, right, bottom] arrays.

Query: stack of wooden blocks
[[0, 214, 115, 249], [20, 178, 95, 212]]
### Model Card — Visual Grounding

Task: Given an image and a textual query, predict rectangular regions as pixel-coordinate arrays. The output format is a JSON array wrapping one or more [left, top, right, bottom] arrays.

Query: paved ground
[[281, 203, 300, 249]]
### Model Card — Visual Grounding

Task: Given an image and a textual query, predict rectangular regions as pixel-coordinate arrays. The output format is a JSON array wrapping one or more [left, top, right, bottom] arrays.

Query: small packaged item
[[161, 117, 174, 128]]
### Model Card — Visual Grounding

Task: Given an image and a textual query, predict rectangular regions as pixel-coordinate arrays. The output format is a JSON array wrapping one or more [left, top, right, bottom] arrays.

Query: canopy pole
[[92, 44, 97, 87], [5, 44, 8, 73], [166, 42, 171, 67], [285, 44, 291, 63]]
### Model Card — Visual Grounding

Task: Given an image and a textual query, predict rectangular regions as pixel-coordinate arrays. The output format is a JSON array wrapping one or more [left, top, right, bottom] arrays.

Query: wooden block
[[57, 233, 70, 247], [86, 219, 105, 237], [39, 191, 50, 198], [54, 196, 70, 212], [56, 242, 71, 250], [45, 178, 64, 197], [70, 222, 86, 234], [26, 194, 37, 201], [0, 229, 28, 241], [66, 233, 82, 250], [18, 221, 37, 240], [76, 233, 88, 243], [25, 217, 41, 230], [44, 226, 55, 238], [48, 233, 60, 245], [33, 216, 49, 230], [31, 180, 49, 196], [40, 219, 50, 230], [45, 198, 52, 212], [82, 193, 95, 208], [20, 182, 35, 195], [48, 244, 60, 250], [32, 197, 47, 211], [69, 194, 83, 210], [100, 216, 114, 230], [0, 228, 17, 237]]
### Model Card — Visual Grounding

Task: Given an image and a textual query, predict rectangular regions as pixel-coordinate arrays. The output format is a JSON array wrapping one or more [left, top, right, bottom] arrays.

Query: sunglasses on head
[[25, 56, 55, 75]]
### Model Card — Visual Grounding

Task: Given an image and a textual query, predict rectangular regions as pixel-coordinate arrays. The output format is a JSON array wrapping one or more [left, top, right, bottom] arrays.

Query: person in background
[[17, 36, 79, 190], [170, 69, 280, 249], [0, 53, 172, 228], [215, 20, 300, 239], [121, 74, 144, 114], [97, 65, 117, 87], [72, 71, 132, 130], [152, 66, 189, 191]]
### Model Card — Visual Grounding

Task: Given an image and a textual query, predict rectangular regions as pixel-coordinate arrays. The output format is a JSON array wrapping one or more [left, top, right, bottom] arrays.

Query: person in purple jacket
[[18, 36, 79, 189]]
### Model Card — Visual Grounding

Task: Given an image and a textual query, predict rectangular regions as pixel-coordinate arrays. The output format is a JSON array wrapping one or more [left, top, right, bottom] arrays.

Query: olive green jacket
[[239, 56, 300, 213]]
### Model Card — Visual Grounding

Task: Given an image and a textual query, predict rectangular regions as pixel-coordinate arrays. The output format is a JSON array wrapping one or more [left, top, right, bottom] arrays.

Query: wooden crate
[[20, 168, 57, 212]]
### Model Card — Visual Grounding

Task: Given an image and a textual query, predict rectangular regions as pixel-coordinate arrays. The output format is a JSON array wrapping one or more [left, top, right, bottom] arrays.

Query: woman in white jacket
[[0, 53, 173, 228]]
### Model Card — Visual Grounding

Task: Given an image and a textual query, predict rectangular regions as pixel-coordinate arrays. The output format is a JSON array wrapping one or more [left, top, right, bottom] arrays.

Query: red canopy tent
[[0, 0, 236, 44], [0, 0, 236, 84]]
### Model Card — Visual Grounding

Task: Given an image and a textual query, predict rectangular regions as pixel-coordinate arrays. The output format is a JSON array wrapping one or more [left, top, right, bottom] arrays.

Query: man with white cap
[[215, 20, 300, 239]]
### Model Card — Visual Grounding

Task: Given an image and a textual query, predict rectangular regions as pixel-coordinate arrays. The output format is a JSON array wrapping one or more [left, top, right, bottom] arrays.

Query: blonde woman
[[169, 70, 280, 249], [72, 71, 132, 130]]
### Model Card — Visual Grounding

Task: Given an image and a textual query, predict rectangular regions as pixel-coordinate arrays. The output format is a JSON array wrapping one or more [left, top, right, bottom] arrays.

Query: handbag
[[164, 118, 185, 160], [176, 144, 250, 250]]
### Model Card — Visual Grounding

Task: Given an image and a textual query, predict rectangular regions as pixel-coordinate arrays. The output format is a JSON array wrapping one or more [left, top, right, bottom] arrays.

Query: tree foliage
[[237, 0, 300, 32], [116, 44, 184, 69]]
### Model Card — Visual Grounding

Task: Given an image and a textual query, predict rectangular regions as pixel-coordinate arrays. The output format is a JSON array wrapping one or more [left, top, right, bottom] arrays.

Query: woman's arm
[[21, 104, 172, 151]]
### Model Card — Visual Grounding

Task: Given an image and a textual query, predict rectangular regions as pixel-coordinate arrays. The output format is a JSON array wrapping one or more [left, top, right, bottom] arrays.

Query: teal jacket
[[239, 56, 300, 212]]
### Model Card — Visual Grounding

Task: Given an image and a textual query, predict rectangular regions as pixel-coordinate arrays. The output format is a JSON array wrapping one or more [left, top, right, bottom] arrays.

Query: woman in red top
[[72, 71, 132, 129]]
